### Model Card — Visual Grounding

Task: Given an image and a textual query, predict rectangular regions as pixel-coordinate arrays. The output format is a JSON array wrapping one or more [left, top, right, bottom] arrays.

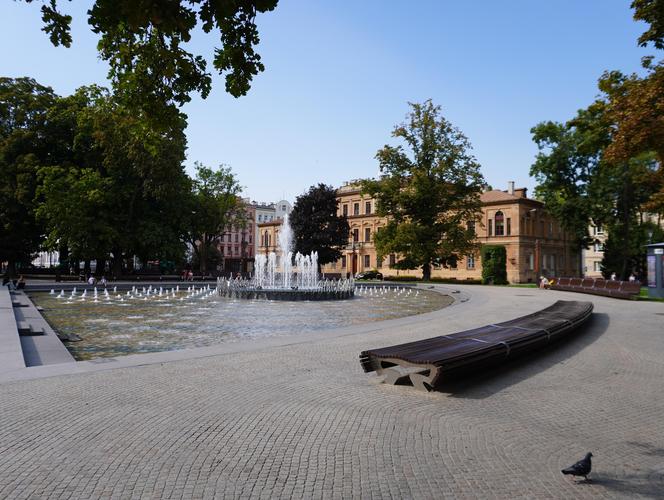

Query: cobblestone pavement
[[1, 286, 663, 499]]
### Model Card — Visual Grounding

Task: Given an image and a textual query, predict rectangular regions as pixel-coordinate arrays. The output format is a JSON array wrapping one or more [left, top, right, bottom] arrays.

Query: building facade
[[583, 224, 607, 278], [320, 182, 579, 283], [221, 201, 255, 275]]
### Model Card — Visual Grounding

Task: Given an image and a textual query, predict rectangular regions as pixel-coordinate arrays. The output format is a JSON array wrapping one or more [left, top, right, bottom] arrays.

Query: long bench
[[359, 300, 593, 392], [550, 277, 641, 300]]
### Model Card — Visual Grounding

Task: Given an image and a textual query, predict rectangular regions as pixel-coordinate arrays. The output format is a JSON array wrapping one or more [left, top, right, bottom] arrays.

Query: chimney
[[507, 181, 515, 195]]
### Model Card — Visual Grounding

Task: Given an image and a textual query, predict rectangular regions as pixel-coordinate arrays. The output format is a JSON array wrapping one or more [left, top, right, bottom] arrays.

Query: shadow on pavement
[[574, 472, 664, 498], [437, 313, 610, 398]]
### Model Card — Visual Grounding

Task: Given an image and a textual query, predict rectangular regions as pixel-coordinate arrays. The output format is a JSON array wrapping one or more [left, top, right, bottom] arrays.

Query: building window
[[594, 242, 604, 252], [235, 234, 239, 242], [353, 203, 360, 216], [353, 228, 359, 242], [467, 220, 475, 235], [389, 254, 396, 266], [549, 222, 553, 237], [282, 204, 286, 211], [495, 211, 504, 236], [341, 256, 346, 268], [377, 256, 383, 268], [364, 228, 371, 242], [331, 261, 337, 270], [249, 235, 252, 243], [467, 255, 475, 270], [521, 216, 527, 235], [343, 204, 348, 216], [488, 219, 493, 237], [528, 253, 534, 270], [594, 225, 604, 235], [258, 214, 262, 221], [364, 255, 370, 268], [235, 246, 239, 255], [506, 218, 511, 236], [365, 201, 371, 214], [593, 261, 601, 272]]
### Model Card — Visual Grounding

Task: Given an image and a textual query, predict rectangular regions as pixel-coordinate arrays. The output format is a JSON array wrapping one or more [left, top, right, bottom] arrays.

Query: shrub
[[481, 245, 508, 285]]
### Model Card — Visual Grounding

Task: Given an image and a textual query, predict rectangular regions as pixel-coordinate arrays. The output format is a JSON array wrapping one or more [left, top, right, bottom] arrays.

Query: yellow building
[[322, 182, 579, 284]]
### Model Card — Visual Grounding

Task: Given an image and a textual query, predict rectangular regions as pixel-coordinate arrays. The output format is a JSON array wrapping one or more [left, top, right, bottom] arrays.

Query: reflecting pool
[[31, 285, 452, 361]]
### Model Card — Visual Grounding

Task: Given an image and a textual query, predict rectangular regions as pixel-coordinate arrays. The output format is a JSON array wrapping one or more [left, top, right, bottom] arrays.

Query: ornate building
[[320, 181, 580, 283]]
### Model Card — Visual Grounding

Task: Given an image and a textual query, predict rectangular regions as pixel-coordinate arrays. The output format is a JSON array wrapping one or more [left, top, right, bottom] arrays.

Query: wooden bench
[[550, 277, 641, 299], [359, 300, 593, 392]]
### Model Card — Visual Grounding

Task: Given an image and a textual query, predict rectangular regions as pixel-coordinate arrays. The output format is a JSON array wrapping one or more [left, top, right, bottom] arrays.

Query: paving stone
[[0, 286, 662, 498]]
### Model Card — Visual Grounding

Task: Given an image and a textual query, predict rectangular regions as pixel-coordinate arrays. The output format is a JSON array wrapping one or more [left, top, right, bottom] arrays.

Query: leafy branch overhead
[[24, 0, 278, 110]]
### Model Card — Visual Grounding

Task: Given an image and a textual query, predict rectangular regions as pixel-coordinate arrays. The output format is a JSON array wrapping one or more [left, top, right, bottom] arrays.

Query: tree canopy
[[361, 100, 486, 280], [0, 77, 57, 274], [184, 162, 245, 273], [23, 0, 278, 117], [289, 183, 349, 268], [632, 0, 664, 49]]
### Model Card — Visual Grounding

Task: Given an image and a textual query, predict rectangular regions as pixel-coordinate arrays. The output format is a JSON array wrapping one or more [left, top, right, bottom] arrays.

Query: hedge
[[480, 245, 508, 285]]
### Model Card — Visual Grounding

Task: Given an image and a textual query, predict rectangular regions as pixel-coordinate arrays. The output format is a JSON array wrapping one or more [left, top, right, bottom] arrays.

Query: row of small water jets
[[355, 285, 420, 299], [50, 285, 218, 304]]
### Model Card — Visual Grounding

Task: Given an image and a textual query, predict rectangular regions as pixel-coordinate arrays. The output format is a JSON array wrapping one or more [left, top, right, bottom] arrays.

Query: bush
[[382, 275, 420, 282], [481, 245, 508, 285]]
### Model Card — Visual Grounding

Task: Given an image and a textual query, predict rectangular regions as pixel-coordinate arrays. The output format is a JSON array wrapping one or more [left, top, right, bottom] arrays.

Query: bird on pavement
[[562, 452, 593, 480]]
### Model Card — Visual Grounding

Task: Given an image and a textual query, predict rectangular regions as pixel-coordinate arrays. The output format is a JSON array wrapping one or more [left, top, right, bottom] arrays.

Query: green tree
[[185, 163, 245, 274], [37, 85, 190, 276], [0, 77, 57, 276], [530, 101, 611, 254], [289, 183, 350, 269], [23, 0, 278, 111], [361, 100, 486, 280], [480, 245, 507, 285], [632, 0, 664, 49]]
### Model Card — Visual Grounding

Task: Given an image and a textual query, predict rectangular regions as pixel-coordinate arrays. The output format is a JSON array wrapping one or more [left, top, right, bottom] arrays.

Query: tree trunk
[[96, 256, 106, 276], [84, 260, 91, 275], [199, 240, 208, 274], [422, 261, 432, 281], [112, 251, 123, 280], [6, 260, 17, 279]]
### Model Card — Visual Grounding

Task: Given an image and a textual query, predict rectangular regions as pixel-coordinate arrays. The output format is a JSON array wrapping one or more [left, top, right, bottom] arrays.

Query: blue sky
[[0, 1, 653, 202]]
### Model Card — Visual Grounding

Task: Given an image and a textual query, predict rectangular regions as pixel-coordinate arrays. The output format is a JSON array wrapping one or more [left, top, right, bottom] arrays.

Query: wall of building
[[320, 183, 580, 283]]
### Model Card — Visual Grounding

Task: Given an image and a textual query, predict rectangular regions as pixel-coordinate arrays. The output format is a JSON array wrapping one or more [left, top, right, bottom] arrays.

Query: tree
[[361, 100, 486, 281], [37, 85, 190, 276], [530, 101, 611, 253], [632, 0, 664, 49], [600, 63, 664, 215], [289, 183, 350, 269], [185, 163, 245, 274], [531, 91, 661, 280], [23, 0, 278, 112], [0, 77, 57, 276], [481, 245, 507, 285]]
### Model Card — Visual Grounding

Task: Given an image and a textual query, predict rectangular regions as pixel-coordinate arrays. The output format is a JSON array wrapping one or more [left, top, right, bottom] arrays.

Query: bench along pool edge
[[359, 300, 594, 392]]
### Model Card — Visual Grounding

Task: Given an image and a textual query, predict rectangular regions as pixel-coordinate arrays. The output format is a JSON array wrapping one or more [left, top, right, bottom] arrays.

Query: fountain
[[218, 213, 354, 300]]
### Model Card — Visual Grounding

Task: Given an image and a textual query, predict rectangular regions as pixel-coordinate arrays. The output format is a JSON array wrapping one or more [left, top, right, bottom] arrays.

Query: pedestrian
[[188, 270, 193, 281], [628, 273, 636, 282], [99, 276, 107, 287], [539, 275, 549, 289], [610, 272, 617, 281], [87, 275, 96, 285]]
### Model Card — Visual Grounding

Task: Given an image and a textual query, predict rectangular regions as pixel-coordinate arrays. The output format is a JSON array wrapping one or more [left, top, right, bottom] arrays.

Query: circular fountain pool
[[31, 285, 452, 361]]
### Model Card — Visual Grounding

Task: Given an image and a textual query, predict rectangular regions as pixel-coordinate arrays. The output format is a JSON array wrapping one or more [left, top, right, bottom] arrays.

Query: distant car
[[355, 270, 383, 280]]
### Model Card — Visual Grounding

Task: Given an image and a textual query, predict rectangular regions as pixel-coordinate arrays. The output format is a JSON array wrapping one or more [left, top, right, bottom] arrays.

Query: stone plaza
[[1, 285, 663, 499]]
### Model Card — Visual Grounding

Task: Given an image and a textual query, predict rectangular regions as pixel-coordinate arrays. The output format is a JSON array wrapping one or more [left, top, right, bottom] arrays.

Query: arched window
[[495, 211, 505, 236]]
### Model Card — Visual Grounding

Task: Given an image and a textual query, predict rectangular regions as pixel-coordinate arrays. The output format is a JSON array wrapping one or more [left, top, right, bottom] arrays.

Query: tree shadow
[[435, 313, 610, 398]]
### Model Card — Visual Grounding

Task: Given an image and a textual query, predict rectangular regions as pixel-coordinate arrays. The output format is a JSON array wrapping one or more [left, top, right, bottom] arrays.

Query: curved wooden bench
[[359, 300, 593, 392], [550, 277, 641, 300]]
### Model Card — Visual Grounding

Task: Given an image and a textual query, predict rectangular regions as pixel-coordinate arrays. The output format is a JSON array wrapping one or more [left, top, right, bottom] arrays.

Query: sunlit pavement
[[1, 285, 662, 499]]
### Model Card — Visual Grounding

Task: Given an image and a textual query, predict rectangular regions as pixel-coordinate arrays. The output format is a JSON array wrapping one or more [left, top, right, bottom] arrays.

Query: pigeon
[[562, 452, 593, 480]]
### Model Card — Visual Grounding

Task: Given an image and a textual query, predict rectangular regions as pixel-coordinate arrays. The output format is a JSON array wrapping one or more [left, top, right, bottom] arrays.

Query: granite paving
[[0, 285, 663, 499]]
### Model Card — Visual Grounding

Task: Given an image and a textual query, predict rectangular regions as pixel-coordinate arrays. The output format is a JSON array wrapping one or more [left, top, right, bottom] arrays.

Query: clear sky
[[0, 1, 654, 202]]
